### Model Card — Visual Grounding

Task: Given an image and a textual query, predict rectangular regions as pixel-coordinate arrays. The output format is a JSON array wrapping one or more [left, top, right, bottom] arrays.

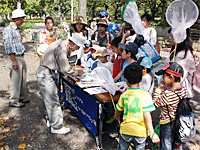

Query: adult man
[[91, 19, 114, 48], [37, 33, 86, 134], [99, 10, 119, 37], [3, 9, 29, 108]]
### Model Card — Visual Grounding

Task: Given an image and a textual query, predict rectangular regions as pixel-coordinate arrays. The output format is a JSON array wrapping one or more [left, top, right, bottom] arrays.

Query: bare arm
[[144, 112, 160, 143], [9, 53, 18, 69], [117, 22, 126, 38], [114, 70, 122, 82], [114, 109, 122, 120]]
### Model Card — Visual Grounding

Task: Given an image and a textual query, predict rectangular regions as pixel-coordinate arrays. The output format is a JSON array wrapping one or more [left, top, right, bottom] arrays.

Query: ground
[[0, 26, 200, 150]]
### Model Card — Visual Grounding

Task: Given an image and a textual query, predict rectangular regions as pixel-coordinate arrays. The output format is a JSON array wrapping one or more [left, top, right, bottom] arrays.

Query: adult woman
[[71, 16, 88, 38], [165, 28, 195, 98], [37, 16, 57, 56]]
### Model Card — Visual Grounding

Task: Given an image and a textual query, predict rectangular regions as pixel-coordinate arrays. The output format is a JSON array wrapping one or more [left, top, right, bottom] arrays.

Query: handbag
[[136, 42, 162, 63]]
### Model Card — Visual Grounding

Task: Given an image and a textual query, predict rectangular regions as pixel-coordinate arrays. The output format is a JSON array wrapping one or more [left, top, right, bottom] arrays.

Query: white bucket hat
[[68, 33, 87, 47], [12, 9, 26, 19]]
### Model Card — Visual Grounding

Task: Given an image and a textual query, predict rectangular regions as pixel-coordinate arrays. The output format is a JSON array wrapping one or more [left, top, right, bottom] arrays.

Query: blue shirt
[[120, 60, 131, 82], [85, 57, 96, 70], [3, 22, 25, 55], [106, 22, 119, 37]]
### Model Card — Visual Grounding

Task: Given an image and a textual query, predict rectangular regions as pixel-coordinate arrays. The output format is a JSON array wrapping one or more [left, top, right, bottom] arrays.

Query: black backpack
[[173, 92, 196, 144]]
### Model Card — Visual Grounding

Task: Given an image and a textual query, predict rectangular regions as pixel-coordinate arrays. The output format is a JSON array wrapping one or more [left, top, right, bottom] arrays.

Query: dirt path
[[0, 26, 200, 149]]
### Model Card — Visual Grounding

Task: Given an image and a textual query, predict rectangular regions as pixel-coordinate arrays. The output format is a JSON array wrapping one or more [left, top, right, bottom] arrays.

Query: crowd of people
[[2, 8, 199, 150]]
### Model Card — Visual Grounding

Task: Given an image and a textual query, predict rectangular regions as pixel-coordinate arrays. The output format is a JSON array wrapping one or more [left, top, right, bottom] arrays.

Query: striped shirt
[[3, 22, 25, 55], [153, 87, 187, 124]]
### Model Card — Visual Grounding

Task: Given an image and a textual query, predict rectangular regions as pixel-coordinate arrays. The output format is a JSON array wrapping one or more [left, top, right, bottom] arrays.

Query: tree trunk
[[79, 0, 87, 22], [114, 0, 119, 20], [92, 6, 95, 18], [59, 0, 63, 24], [161, 0, 166, 21]]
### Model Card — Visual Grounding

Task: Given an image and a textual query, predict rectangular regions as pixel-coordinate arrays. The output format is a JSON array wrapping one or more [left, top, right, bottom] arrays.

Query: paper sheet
[[84, 87, 107, 95], [76, 81, 101, 88]]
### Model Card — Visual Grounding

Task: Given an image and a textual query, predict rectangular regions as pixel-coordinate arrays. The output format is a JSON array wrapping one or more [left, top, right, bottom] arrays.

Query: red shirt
[[113, 54, 125, 78]]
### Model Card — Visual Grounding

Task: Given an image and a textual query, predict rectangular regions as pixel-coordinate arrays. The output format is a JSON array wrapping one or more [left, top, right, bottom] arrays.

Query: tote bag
[[136, 42, 162, 63]]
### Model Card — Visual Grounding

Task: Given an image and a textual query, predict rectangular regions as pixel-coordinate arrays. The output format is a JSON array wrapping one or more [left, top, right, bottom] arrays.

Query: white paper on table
[[84, 87, 107, 95], [76, 81, 101, 88]]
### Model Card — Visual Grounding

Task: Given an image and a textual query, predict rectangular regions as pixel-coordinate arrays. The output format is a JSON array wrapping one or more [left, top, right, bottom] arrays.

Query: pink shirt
[[165, 50, 195, 98]]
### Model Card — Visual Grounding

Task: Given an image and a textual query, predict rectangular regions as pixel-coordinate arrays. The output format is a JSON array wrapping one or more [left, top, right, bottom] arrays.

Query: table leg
[[96, 103, 103, 150]]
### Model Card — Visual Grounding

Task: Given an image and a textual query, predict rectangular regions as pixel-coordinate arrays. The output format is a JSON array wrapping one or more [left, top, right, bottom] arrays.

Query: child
[[114, 63, 160, 149], [137, 57, 154, 96], [141, 13, 157, 47], [84, 46, 98, 70], [153, 62, 187, 150], [114, 42, 138, 82], [91, 47, 113, 74], [111, 37, 126, 78]]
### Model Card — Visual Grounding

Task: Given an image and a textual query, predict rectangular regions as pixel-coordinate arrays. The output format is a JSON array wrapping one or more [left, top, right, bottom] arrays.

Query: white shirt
[[139, 74, 154, 96], [143, 27, 157, 46]]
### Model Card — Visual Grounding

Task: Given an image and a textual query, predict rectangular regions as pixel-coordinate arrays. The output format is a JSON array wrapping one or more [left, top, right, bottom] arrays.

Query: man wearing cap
[[36, 33, 85, 134], [91, 19, 114, 48], [99, 10, 119, 37], [3, 9, 29, 108]]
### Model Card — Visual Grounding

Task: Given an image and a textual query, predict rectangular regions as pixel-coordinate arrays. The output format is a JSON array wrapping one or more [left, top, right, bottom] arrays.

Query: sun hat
[[71, 16, 87, 25], [12, 9, 26, 19], [155, 62, 184, 77], [137, 57, 152, 69], [119, 42, 138, 55], [99, 10, 109, 17], [97, 19, 108, 27], [68, 33, 87, 47], [93, 47, 109, 58]]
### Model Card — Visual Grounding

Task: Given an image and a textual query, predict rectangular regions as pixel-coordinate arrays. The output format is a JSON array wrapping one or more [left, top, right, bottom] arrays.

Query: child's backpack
[[173, 92, 196, 144]]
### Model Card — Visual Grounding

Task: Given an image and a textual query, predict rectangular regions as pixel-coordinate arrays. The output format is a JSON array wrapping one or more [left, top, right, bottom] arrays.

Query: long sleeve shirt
[[40, 39, 73, 75]]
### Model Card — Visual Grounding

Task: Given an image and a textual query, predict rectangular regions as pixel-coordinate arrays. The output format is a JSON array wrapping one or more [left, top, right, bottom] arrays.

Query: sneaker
[[9, 102, 25, 108], [46, 120, 50, 127], [51, 126, 70, 134], [105, 117, 115, 124]]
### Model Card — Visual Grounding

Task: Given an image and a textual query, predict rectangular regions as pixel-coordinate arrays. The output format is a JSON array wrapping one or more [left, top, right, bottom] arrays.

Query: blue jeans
[[118, 134, 146, 150], [160, 122, 182, 150]]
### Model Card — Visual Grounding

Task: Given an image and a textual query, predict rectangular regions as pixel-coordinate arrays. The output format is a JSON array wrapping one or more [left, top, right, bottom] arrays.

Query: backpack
[[173, 92, 196, 144]]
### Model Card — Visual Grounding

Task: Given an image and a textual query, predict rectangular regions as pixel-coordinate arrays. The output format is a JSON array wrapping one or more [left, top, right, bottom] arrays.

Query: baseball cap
[[137, 57, 152, 69], [99, 10, 109, 17], [68, 33, 87, 47], [156, 62, 184, 77], [12, 9, 26, 19], [119, 42, 138, 55]]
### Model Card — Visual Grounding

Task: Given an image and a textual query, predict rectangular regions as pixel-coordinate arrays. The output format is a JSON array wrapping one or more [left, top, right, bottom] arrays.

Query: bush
[[20, 21, 35, 31], [0, 19, 10, 26], [150, 20, 170, 27]]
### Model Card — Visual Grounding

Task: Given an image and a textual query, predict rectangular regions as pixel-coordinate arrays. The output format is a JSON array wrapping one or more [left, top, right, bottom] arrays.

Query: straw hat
[[93, 47, 109, 58], [71, 16, 87, 25]]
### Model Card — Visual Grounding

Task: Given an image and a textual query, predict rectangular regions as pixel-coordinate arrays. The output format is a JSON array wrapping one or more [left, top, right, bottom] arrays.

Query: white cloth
[[139, 74, 154, 96], [97, 61, 113, 74], [143, 27, 157, 46], [81, 52, 91, 67]]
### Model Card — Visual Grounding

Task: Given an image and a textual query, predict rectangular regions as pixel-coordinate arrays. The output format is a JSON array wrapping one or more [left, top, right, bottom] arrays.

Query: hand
[[158, 81, 165, 89], [151, 133, 160, 143], [121, 22, 126, 29], [124, 30, 131, 38], [13, 60, 19, 69], [78, 70, 84, 76]]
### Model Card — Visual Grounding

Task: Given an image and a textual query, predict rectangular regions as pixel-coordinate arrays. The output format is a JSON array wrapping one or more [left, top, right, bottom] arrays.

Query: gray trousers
[[8, 56, 29, 103], [37, 66, 63, 129]]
